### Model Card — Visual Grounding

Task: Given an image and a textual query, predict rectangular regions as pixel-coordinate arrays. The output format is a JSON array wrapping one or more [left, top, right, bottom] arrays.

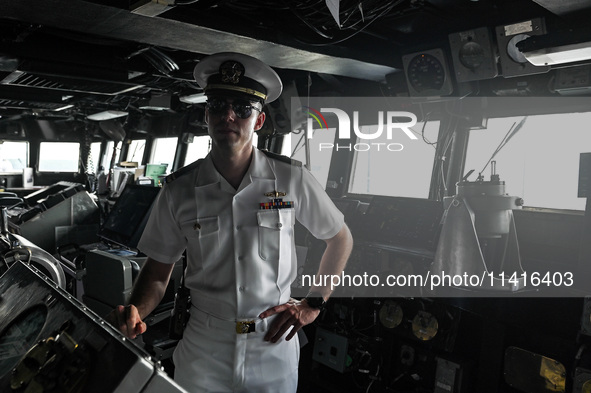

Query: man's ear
[[254, 110, 266, 131], [204, 109, 209, 124]]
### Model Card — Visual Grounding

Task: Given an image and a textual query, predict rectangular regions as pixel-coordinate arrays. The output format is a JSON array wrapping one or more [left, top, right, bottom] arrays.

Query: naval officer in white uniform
[[108, 52, 353, 392]]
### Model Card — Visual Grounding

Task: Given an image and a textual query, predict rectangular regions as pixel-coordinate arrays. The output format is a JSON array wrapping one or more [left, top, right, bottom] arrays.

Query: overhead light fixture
[[54, 104, 74, 112], [139, 94, 173, 111], [132, 0, 174, 17], [87, 110, 128, 121], [179, 93, 208, 104], [518, 32, 591, 66], [522, 41, 591, 66]]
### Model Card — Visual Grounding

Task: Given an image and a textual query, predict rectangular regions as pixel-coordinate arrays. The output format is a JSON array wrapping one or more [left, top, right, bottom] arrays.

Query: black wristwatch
[[304, 292, 327, 310]]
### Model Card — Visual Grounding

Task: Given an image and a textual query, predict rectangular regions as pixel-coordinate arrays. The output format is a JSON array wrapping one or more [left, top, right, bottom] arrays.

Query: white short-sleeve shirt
[[138, 147, 344, 319]]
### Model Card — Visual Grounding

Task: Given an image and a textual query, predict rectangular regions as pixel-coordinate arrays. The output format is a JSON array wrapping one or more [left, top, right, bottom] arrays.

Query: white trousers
[[172, 307, 299, 393]]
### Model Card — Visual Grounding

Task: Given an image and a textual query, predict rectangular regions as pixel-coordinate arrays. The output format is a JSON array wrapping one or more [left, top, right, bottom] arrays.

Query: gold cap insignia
[[220, 60, 244, 84]]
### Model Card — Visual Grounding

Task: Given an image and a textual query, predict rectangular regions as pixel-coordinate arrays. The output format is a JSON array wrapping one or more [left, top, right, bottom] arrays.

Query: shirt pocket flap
[[180, 216, 219, 238], [257, 209, 293, 230], [196, 216, 219, 235]]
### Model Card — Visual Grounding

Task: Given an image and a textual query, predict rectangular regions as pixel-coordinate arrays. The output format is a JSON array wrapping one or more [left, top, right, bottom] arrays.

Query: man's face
[[205, 96, 265, 153]]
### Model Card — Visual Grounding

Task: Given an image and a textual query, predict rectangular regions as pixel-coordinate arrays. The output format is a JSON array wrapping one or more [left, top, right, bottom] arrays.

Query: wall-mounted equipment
[[402, 49, 453, 96], [1, 206, 66, 289], [574, 368, 591, 393], [554, 65, 591, 96], [379, 300, 403, 329], [504, 347, 566, 393], [495, 18, 550, 77], [312, 327, 349, 373], [434, 358, 463, 393], [412, 310, 438, 341], [431, 166, 525, 291], [448, 27, 498, 82]]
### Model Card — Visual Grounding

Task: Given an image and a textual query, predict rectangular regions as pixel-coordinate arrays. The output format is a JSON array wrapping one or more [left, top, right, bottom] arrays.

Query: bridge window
[[289, 128, 336, 189], [38, 142, 80, 172], [348, 121, 440, 198], [102, 141, 121, 171], [0, 141, 28, 173], [88, 142, 101, 173], [464, 112, 591, 211], [149, 137, 177, 169], [183, 134, 259, 167], [184, 135, 211, 166], [127, 139, 146, 163]]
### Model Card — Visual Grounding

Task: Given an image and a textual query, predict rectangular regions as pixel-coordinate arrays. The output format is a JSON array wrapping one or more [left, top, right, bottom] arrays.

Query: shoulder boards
[[260, 149, 302, 167], [165, 159, 203, 184]]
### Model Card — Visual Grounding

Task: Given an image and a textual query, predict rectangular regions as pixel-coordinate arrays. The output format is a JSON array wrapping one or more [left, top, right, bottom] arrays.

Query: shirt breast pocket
[[257, 209, 294, 262], [181, 216, 220, 262]]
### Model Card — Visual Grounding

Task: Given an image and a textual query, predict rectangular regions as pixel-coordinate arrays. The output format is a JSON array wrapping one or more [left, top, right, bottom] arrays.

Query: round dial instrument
[[459, 41, 486, 70], [379, 300, 403, 329], [411, 310, 438, 341], [406, 53, 446, 93]]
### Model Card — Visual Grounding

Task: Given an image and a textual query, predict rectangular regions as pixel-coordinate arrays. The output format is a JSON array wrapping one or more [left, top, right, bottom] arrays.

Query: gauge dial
[[379, 300, 403, 329], [459, 41, 486, 70], [407, 53, 446, 93], [411, 310, 438, 341]]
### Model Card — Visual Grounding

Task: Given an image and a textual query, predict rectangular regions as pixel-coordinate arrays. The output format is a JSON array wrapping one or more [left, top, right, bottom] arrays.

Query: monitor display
[[99, 185, 161, 249]]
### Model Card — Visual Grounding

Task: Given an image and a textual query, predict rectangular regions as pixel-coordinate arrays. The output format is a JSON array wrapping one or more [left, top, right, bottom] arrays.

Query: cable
[[128, 141, 146, 162], [151, 48, 180, 72], [299, 0, 405, 46], [366, 363, 380, 393], [412, 111, 438, 148], [280, 0, 333, 39], [139, 47, 180, 76], [440, 159, 447, 192], [428, 105, 458, 200], [290, 131, 307, 157]]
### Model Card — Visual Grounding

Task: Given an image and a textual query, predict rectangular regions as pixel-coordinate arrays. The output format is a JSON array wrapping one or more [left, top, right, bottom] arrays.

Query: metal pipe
[[1, 207, 8, 235]]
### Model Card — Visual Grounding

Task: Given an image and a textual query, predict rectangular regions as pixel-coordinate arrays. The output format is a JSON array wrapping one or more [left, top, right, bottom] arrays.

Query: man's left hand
[[259, 299, 320, 343]]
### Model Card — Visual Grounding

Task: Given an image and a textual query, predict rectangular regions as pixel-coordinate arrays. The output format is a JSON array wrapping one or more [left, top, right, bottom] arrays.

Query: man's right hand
[[105, 258, 175, 339], [106, 304, 147, 339]]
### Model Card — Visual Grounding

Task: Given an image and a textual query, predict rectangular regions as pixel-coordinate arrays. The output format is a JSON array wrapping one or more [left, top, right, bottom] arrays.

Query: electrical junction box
[[449, 27, 498, 83], [434, 357, 462, 393], [312, 327, 349, 373]]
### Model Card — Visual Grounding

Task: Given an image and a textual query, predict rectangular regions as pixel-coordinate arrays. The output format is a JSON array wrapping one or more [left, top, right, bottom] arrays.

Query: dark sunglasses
[[206, 98, 261, 119]]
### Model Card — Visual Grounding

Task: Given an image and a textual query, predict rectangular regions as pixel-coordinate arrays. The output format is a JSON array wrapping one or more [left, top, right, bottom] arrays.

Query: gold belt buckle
[[235, 320, 255, 334]]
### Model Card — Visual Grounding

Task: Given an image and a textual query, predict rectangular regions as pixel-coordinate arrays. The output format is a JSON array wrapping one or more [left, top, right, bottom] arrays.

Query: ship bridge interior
[[2, 1, 591, 393]]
